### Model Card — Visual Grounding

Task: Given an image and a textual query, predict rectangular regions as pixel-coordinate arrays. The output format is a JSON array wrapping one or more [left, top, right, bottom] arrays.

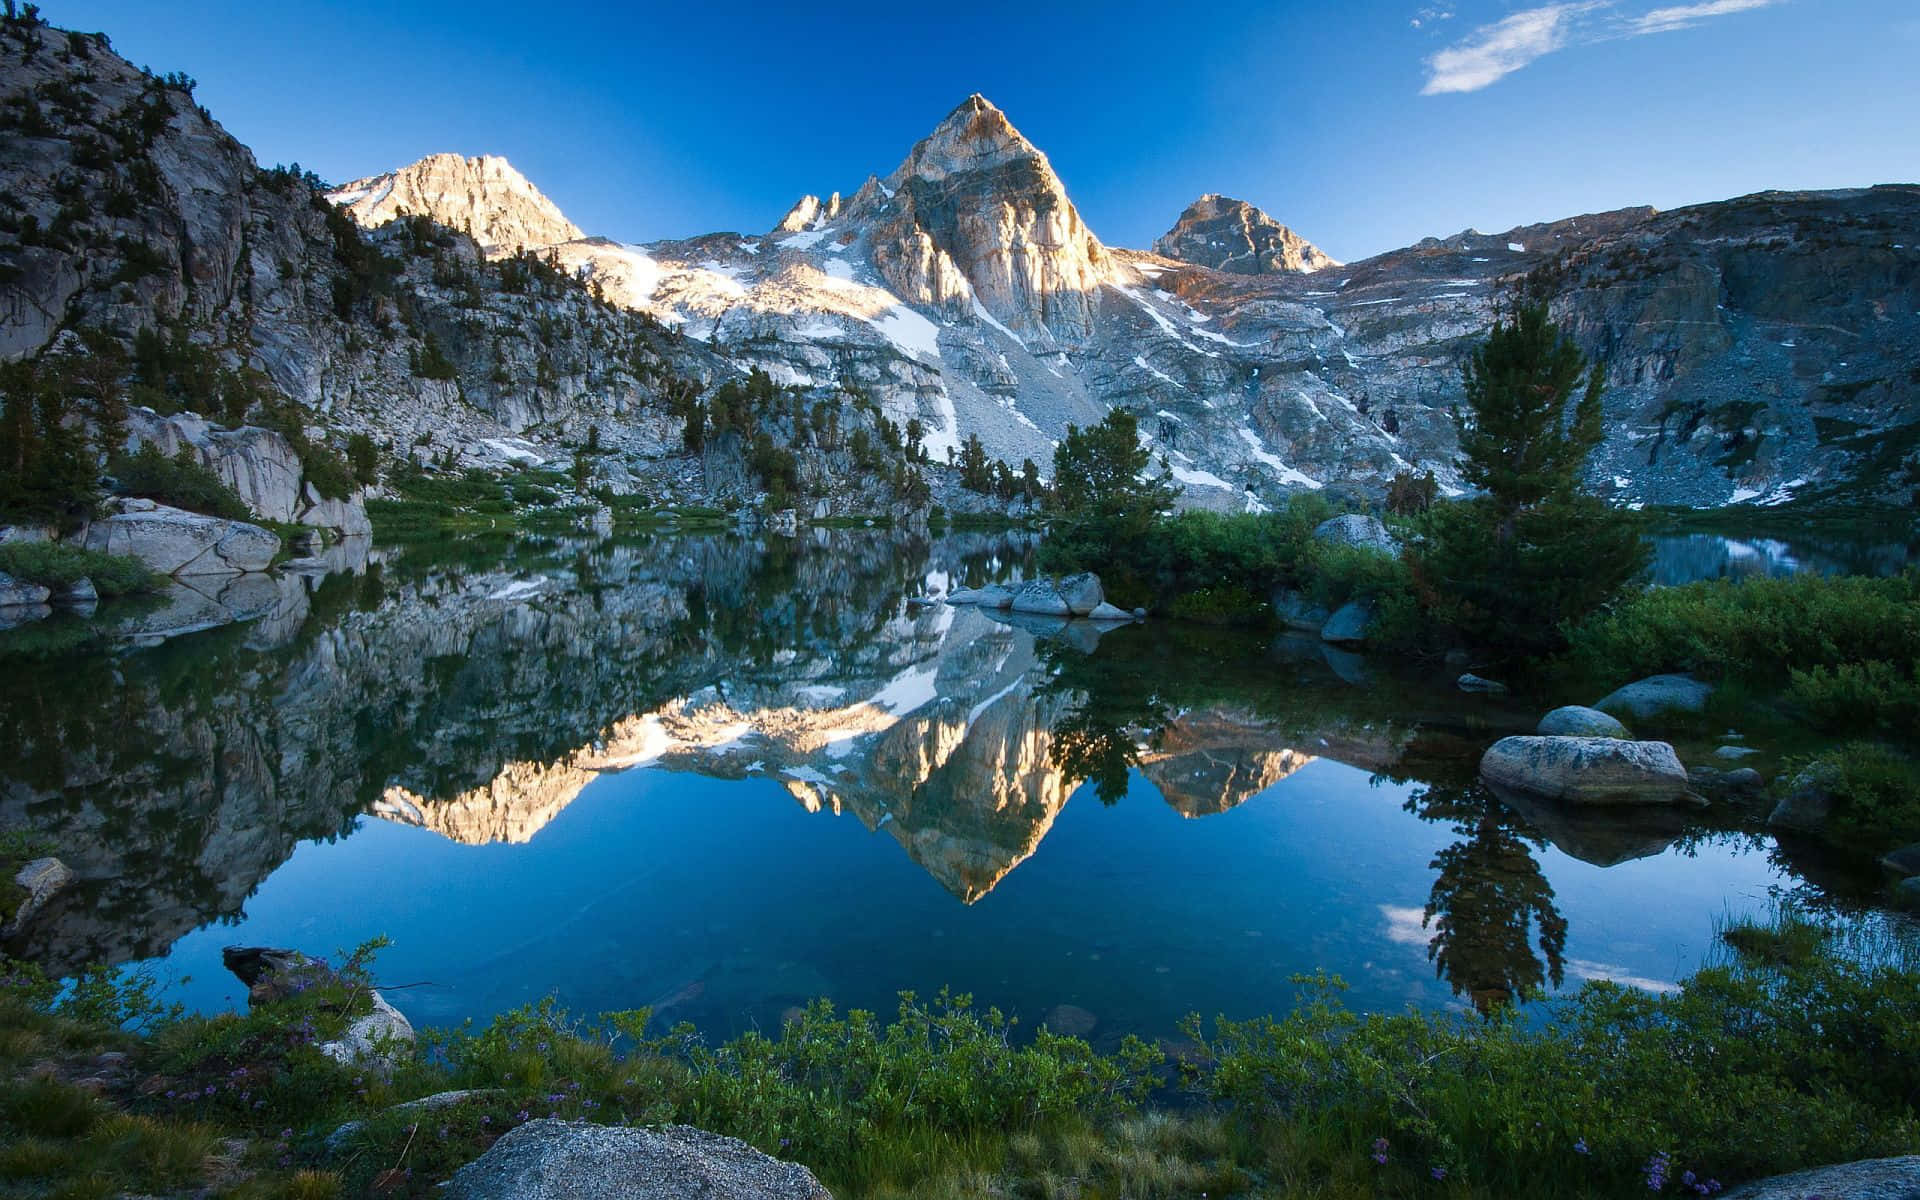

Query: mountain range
[[3, 11, 1917, 516]]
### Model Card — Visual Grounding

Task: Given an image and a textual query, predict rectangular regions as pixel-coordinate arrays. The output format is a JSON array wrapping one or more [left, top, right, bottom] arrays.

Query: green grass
[[0, 541, 160, 597], [1, 909, 1915, 1199]]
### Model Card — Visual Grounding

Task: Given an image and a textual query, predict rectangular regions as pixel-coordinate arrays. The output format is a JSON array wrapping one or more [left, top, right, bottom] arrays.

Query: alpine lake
[[2, 520, 1914, 1048]]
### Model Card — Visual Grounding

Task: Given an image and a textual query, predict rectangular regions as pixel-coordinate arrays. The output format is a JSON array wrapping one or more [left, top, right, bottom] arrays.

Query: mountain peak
[[890, 93, 1048, 187], [328, 153, 583, 257], [1154, 194, 1337, 275]]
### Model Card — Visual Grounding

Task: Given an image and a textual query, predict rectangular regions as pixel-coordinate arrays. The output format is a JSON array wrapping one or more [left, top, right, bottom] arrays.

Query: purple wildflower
[[1432, 1167, 1447, 1181], [1646, 1151, 1671, 1192], [1372, 1137, 1390, 1166], [1575, 1139, 1590, 1155]]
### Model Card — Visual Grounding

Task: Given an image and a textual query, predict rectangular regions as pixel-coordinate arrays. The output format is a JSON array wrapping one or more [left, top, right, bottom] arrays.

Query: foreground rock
[[1719, 1155, 1920, 1200], [1480, 736, 1697, 806], [445, 1120, 832, 1200], [82, 500, 280, 576], [222, 945, 415, 1067], [1312, 513, 1399, 556], [1593, 673, 1714, 720], [1537, 705, 1631, 738]]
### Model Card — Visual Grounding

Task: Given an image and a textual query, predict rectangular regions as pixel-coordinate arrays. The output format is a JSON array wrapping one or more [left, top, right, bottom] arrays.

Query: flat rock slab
[[445, 1120, 831, 1200], [1720, 1155, 1920, 1200], [1481, 736, 1696, 805], [82, 501, 279, 576], [1593, 673, 1714, 720]]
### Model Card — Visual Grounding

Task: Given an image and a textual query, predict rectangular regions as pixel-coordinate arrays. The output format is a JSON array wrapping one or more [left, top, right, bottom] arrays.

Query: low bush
[[1783, 742, 1920, 849], [0, 540, 160, 596]]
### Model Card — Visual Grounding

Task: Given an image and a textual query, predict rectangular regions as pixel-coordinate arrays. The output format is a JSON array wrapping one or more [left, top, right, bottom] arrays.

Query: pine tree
[[1456, 301, 1604, 515]]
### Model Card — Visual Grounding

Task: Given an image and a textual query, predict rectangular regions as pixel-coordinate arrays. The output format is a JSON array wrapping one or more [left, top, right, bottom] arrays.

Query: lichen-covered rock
[[1480, 736, 1695, 806], [444, 1120, 831, 1200], [1537, 706, 1632, 738]]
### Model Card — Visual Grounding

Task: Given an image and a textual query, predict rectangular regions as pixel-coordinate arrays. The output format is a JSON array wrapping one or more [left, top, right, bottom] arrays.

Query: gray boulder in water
[[1593, 673, 1714, 720], [1057, 572, 1105, 616], [444, 1120, 831, 1200], [1480, 736, 1696, 805], [0, 571, 51, 608], [1010, 578, 1070, 615], [1718, 1155, 1920, 1200], [1537, 705, 1631, 738], [1319, 600, 1373, 645]]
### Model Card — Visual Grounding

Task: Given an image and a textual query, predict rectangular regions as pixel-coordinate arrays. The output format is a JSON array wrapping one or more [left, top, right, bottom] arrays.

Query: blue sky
[[64, 0, 1920, 261]]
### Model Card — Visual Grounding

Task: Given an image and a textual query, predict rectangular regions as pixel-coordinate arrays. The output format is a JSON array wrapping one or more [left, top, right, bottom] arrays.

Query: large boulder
[[1767, 763, 1838, 834], [1593, 673, 1714, 720], [1480, 736, 1696, 805], [1320, 600, 1373, 646], [1056, 572, 1104, 616], [221, 945, 414, 1068], [1010, 578, 1070, 616], [0, 571, 50, 608], [444, 1120, 831, 1200], [1537, 706, 1632, 738], [82, 500, 279, 576], [1313, 513, 1399, 555], [1719, 1155, 1920, 1200]]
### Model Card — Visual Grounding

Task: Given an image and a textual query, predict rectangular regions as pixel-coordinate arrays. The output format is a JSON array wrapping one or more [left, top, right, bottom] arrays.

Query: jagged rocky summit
[[2, 10, 1917, 517]]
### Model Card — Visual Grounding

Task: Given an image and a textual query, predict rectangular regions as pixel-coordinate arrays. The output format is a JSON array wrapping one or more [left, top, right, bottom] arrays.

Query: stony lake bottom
[[1, 527, 1911, 1045]]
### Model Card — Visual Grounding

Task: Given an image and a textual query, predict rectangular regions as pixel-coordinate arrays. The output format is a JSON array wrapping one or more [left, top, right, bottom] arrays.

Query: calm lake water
[[0, 529, 1893, 1044]]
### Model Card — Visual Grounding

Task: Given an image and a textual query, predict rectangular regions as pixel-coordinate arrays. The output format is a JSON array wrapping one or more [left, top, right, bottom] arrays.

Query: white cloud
[[1410, 5, 1457, 29], [1421, 3, 1606, 95], [1422, 0, 1785, 94], [1631, 0, 1780, 34]]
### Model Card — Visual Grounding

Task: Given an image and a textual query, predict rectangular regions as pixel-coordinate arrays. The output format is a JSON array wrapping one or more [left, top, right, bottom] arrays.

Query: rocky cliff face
[[1154, 194, 1338, 276], [327, 153, 585, 258]]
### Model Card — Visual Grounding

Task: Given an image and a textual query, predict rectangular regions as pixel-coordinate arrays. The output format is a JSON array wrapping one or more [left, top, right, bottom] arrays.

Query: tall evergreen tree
[[1456, 302, 1605, 514]]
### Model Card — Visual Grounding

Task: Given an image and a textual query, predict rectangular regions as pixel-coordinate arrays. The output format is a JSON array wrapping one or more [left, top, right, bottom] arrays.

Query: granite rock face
[[1154, 194, 1338, 275], [444, 1120, 832, 1200], [328, 153, 585, 257], [81, 501, 280, 576]]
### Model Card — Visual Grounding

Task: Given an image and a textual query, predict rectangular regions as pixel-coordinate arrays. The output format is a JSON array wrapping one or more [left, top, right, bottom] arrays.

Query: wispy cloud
[[1630, 0, 1780, 35], [1421, 3, 1606, 95], [1410, 5, 1457, 29], [1421, 0, 1786, 94]]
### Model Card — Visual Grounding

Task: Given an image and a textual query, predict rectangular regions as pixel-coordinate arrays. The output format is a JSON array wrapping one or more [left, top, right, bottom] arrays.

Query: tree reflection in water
[[1408, 782, 1568, 1014]]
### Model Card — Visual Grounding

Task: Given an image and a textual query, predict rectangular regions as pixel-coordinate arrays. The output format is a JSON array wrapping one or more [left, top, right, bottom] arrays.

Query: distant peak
[[328, 152, 583, 258], [1155, 194, 1337, 275]]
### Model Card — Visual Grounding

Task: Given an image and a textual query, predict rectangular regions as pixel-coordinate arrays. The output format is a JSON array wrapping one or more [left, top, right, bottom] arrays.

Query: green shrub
[[1785, 742, 1920, 848], [1568, 572, 1920, 733], [108, 443, 250, 520], [1165, 585, 1268, 626], [0, 541, 159, 597]]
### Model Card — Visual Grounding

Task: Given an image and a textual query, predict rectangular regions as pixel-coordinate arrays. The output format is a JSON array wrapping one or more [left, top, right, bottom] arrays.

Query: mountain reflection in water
[[0, 531, 1816, 1037]]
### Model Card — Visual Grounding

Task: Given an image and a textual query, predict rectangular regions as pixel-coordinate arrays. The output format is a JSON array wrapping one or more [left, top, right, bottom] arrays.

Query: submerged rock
[[1593, 673, 1714, 720], [1718, 1154, 1920, 1200], [1537, 706, 1631, 739], [1457, 673, 1508, 695], [1480, 736, 1696, 806], [444, 1120, 831, 1200], [1042, 1004, 1097, 1037]]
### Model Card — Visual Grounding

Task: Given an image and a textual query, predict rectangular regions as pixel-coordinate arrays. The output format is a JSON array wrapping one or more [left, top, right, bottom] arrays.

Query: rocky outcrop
[[1154, 194, 1337, 275], [1480, 736, 1697, 805], [121, 410, 371, 536], [81, 500, 279, 576], [444, 1121, 832, 1200], [328, 153, 585, 257], [222, 945, 415, 1067]]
